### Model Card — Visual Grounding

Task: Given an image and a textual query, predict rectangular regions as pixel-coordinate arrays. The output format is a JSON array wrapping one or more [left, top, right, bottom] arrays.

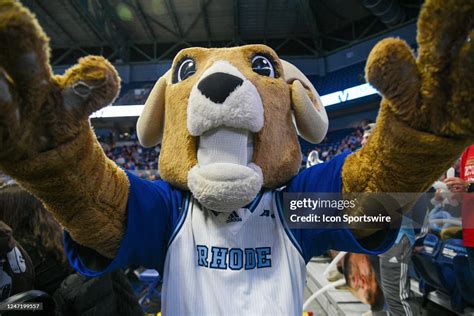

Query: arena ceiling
[[21, 0, 422, 65]]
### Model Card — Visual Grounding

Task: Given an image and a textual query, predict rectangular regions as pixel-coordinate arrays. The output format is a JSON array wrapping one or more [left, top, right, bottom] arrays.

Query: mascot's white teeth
[[188, 126, 262, 212], [197, 127, 253, 167]]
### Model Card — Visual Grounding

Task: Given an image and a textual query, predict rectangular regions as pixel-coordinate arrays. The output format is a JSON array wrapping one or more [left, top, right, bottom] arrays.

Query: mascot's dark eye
[[176, 58, 196, 82], [251, 55, 275, 78]]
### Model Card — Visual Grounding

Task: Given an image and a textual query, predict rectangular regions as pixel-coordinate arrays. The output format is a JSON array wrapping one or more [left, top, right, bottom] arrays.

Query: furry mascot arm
[[342, 0, 474, 238], [0, 0, 128, 258]]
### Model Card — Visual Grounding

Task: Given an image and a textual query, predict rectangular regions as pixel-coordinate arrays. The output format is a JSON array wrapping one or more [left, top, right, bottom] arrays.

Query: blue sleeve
[[64, 171, 185, 276], [286, 153, 350, 193], [282, 153, 399, 263]]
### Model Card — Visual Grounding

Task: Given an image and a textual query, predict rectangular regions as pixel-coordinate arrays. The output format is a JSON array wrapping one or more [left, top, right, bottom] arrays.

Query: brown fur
[[160, 45, 301, 189]]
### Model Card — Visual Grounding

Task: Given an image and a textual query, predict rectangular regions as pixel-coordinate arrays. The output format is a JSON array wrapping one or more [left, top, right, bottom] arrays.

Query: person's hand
[[434, 188, 444, 202], [445, 177, 469, 193]]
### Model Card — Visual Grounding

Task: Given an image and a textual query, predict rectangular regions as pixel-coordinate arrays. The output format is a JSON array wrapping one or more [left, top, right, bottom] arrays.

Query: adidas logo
[[226, 211, 242, 223]]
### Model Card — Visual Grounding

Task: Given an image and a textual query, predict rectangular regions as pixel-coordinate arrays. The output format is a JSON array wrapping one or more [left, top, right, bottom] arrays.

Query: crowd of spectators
[[102, 143, 160, 171], [94, 125, 368, 181], [98, 125, 367, 179], [101, 141, 161, 181], [304, 126, 365, 164], [0, 123, 371, 184], [0, 125, 368, 183]]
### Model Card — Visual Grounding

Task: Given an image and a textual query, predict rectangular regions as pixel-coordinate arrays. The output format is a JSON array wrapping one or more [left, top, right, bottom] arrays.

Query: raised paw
[[365, 0, 474, 139], [0, 1, 120, 160]]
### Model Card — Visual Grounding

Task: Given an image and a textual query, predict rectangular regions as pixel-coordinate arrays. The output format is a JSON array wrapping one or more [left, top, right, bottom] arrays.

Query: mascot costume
[[0, 0, 473, 314]]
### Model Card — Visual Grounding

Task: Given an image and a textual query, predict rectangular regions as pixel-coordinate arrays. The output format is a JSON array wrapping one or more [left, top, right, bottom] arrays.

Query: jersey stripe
[[247, 192, 263, 212], [168, 193, 191, 247], [275, 191, 304, 258]]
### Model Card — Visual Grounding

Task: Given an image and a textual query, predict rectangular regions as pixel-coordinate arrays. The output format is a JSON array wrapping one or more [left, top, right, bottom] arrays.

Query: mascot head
[[137, 44, 328, 211]]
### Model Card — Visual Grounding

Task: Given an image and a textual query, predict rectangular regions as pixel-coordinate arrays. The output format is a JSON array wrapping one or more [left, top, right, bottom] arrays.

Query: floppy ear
[[136, 70, 171, 147], [282, 60, 328, 144]]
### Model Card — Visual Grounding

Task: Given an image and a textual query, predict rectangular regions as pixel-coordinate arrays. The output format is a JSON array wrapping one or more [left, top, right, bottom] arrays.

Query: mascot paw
[[365, 0, 474, 139], [0, 0, 120, 162]]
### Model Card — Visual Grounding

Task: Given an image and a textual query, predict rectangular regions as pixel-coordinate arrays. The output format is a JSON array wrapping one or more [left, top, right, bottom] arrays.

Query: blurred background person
[[446, 145, 474, 274], [53, 270, 144, 316], [361, 123, 376, 147], [343, 253, 385, 314], [306, 150, 323, 168], [0, 184, 71, 295], [429, 172, 463, 240], [0, 183, 144, 315], [0, 220, 34, 301]]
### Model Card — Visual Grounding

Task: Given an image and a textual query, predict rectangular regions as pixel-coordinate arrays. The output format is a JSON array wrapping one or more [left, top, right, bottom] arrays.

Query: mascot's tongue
[[197, 127, 252, 166]]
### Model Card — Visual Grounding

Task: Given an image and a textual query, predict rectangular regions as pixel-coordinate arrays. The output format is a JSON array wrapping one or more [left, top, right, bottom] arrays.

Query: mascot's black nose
[[198, 72, 243, 104]]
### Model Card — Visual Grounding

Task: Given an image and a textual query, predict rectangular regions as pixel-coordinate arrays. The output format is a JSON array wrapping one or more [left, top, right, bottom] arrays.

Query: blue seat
[[412, 234, 447, 294], [137, 269, 162, 313], [138, 269, 160, 282], [436, 239, 465, 294], [436, 239, 471, 312], [453, 254, 474, 306], [413, 236, 472, 312]]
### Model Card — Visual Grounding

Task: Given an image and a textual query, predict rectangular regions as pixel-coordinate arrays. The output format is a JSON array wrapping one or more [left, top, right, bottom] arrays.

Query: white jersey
[[162, 191, 306, 315]]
